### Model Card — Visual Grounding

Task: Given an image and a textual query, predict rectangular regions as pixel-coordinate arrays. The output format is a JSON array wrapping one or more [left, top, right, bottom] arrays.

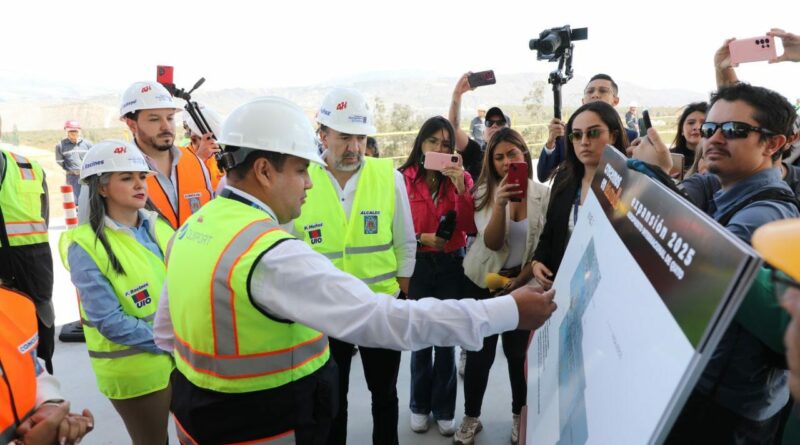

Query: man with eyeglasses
[[664, 83, 800, 444], [450, 72, 511, 181], [293, 87, 417, 445], [536, 73, 638, 182]]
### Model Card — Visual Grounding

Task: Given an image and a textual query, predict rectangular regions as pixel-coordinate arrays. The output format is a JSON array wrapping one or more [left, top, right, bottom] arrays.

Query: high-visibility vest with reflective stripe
[[293, 157, 399, 295], [0, 287, 38, 444], [59, 220, 175, 399], [147, 149, 213, 229], [168, 196, 330, 394], [0, 150, 48, 247]]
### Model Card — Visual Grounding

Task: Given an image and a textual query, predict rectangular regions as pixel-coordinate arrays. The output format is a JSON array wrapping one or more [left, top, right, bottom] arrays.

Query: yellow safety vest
[[293, 157, 399, 295], [0, 150, 48, 247], [168, 195, 329, 394], [59, 218, 175, 399]]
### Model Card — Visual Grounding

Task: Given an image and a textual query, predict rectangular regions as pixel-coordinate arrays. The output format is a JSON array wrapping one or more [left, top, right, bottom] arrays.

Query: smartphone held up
[[507, 162, 529, 202], [423, 152, 462, 172], [467, 70, 496, 89], [729, 36, 778, 65]]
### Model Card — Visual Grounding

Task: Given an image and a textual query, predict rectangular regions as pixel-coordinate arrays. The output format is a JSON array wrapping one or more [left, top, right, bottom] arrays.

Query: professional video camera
[[529, 25, 587, 119]]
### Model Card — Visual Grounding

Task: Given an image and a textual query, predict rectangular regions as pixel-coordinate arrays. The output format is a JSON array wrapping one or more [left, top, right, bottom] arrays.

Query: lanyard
[[573, 186, 581, 226]]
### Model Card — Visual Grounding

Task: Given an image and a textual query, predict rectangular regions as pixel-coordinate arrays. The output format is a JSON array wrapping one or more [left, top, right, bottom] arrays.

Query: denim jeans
[[408, 250, 465, 420], [66, 173, 82, 201]]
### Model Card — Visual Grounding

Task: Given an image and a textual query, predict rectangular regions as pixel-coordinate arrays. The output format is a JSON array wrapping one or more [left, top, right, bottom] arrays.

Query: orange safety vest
[[0, 287, 38, 443], [146, 150, 213, 229], [181, 144, 224, 191]]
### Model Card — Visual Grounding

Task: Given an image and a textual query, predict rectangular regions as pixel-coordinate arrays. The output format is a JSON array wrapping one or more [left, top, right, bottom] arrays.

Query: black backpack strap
[[717, 188, 800, 226]]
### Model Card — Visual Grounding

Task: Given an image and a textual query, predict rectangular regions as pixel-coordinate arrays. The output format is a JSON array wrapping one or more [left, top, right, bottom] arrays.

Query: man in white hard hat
[[55, 119, 92, 201], [119, 81, 214, 229], [181, 104, 225, 190], [153, 96, 557, 444], [625, 101, 640, 136], [292, 87, 415, 445]]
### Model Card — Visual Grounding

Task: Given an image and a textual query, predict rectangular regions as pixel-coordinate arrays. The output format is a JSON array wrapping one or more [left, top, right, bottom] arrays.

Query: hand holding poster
[[526, 147, 762, 445]]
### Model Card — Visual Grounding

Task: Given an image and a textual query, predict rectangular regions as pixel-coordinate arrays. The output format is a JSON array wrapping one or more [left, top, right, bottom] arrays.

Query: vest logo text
[[126, 283, 152, 309]]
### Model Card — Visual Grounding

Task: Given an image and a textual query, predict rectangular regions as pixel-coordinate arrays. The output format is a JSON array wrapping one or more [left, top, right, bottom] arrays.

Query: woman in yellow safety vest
[[60, 140, 174, 445]]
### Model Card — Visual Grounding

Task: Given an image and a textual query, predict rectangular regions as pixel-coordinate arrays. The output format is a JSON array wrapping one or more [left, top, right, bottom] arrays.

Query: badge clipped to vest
[[126, 283, 152, 309], [304, 222, 324, 245], [361, 210, 380, 235], [184, 192, 202, 214]]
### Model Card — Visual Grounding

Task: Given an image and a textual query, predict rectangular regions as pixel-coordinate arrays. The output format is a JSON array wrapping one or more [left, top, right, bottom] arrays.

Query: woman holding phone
[[60, 141, 174, 445], [532, 101, 628, 290], [454, 127, 549, 445], [398, 116, 476, 436], [670, 102, 707, 173]]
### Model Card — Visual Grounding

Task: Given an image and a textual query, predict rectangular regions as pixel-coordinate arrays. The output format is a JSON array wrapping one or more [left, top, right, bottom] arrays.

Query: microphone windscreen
[[485, 272, 511, 291]]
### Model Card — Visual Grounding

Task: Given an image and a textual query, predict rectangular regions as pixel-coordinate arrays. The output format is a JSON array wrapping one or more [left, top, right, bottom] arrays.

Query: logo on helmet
[[113, 146, 127, 154], [141, 85, 152, 93], [336, 101, 348, 111], [349, 115, 367, 124]]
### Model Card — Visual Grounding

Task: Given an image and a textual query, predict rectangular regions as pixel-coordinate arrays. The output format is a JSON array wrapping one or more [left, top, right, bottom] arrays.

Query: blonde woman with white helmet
[[59, 140, 175, 445]]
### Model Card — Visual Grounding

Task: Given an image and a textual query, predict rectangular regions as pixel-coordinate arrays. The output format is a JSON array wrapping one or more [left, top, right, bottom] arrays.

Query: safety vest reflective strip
[[174, 415, 297, 445], [174, 332, 328, 379], [5, 221, 47, 237], [8, 153, 35, 181], [174, 219, 329, 377]]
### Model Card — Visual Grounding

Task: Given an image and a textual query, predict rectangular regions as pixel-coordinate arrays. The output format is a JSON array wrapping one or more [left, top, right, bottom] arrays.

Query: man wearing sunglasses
[[536, 74, 638, 182], [666, 83, 800, 444], [449, 72, 511, 181]]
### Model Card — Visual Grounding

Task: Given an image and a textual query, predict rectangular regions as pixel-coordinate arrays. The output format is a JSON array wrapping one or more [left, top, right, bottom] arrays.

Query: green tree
[[522, 80, 549, 152]]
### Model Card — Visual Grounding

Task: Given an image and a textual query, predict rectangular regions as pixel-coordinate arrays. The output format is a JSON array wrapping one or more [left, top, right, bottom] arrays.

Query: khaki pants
[[110, 384, 171, 445]]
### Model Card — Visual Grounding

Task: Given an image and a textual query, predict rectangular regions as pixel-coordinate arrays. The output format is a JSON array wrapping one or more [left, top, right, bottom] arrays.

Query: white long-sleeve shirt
[[153, 187, 518, 352]]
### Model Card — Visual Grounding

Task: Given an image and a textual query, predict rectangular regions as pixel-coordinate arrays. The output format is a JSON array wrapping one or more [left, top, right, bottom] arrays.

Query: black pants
[[0, 243, 55, 373], [665, 390, 783, 445], [462, 275, 530, 417], [326, 338, 401, 445], [171, 360, 338, 445]]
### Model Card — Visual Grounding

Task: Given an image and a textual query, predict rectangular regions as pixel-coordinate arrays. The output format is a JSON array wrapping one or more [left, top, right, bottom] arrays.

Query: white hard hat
[[184, 104, 224, 137], [80, 140, 153, 182], [316, 87, 376, 135], [629, 101, 639, 108], [217, 96, 324, 166], [119, 81, 183, 119]]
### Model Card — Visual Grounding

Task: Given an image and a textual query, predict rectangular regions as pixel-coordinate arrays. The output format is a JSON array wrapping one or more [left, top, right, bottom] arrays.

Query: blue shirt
[[695, 168, 799, 421], [67, 212, 165, 354], [711, 168, 799, 244]]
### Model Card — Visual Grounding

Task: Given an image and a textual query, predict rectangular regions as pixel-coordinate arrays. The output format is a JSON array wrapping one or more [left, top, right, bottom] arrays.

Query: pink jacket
[[401, 164, 477, 253]]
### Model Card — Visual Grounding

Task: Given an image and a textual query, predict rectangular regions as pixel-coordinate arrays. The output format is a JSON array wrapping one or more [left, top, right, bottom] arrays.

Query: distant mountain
[[0, 72, 707, 131]]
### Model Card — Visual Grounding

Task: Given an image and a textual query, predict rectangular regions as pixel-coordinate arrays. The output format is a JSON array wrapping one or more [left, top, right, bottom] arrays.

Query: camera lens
[[451, 156, 458, 163]]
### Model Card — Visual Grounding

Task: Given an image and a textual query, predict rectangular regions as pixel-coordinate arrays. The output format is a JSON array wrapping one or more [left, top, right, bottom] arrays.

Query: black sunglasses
[[700, 121, 777, 140], [486, 119, 506, 128]]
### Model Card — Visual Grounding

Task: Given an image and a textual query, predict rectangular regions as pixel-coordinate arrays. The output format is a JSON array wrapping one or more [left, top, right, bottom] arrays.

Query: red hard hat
[[64, 120, 81, 130]]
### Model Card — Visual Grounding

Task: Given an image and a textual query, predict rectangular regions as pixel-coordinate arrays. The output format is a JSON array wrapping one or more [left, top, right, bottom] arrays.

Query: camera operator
[[536, 74, 638, 182]]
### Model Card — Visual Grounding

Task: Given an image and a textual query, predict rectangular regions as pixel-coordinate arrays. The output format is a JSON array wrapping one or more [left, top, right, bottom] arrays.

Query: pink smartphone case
[[423, 152, 462, 171], [729, 36, 777, 65]]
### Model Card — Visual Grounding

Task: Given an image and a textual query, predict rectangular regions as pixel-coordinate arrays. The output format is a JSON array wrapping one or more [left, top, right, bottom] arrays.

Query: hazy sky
[[3, 0, 799, 102]]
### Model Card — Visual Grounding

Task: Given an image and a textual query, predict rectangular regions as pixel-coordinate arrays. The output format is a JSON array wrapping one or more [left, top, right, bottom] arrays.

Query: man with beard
[[292, 87, 416, 445], [120, 81, 214, 229]]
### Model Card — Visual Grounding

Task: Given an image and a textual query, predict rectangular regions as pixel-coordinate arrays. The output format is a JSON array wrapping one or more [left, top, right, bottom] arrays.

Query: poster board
[[525, 147, 762, 445]]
